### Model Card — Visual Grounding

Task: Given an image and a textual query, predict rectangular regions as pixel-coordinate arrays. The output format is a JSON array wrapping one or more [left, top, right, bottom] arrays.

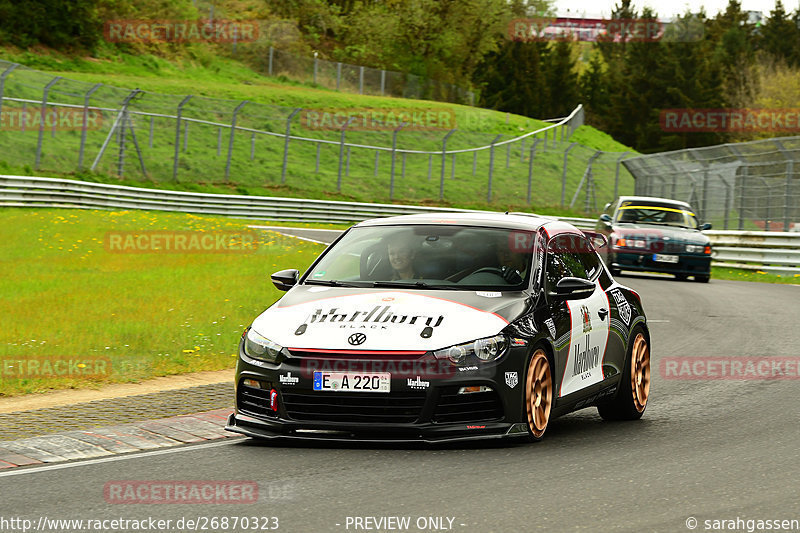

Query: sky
[[553, 0, 793, 19]]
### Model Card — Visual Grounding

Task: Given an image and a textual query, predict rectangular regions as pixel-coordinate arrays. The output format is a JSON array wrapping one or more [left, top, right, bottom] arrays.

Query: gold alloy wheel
[[630, 332, 650, 413], [526, 349, 552, 438]]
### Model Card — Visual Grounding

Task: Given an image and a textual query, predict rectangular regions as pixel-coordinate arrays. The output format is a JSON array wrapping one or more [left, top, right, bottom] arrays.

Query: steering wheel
[[458, 266, 522, 284]]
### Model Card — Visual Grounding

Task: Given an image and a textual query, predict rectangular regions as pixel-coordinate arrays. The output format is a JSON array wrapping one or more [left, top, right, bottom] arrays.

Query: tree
[[759, 0, 800, 66]]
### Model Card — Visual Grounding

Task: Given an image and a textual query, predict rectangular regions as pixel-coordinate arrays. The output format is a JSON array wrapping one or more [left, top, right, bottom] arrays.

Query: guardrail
[[4, 175, 798, 274], [706, 230, 800, 275], [0, 175, 596, 227]]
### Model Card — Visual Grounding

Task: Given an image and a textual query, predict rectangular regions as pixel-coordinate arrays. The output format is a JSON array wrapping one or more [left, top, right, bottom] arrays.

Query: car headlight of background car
[[614, 236, 647, 249], [433, 334, 509, 366], [685, 243, 712, 254], [243, 328, 283, 363]]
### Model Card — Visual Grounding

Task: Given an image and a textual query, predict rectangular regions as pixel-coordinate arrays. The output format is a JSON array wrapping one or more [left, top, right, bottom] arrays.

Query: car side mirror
[[550, 277, 596, 300], [599, 213, 612, 223], [271, 269, 299, 291], [699, 223, 712, 231], [582, 230, 608, 249]]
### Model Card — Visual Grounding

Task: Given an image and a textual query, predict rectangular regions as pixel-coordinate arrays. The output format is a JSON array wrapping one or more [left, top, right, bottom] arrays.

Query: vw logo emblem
[[348, 333, 367, 346]]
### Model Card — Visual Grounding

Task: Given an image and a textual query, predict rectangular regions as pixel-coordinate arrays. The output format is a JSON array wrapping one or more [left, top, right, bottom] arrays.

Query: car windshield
[[304, 225, 537, 290], [615, 202, 698, 229]]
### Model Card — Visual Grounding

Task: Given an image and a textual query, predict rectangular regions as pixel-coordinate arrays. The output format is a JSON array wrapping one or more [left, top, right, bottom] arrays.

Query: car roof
[[355, 211, 559, 231], [616, 196, 693, 209]]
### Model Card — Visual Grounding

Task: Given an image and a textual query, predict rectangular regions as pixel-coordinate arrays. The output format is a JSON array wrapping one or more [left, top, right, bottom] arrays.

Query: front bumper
[[226, 347, 529, 443], [612, 250, 711, 276]]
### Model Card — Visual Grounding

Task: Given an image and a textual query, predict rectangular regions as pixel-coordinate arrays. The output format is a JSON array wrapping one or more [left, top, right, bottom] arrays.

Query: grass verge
[[0, 207, 327, 396]]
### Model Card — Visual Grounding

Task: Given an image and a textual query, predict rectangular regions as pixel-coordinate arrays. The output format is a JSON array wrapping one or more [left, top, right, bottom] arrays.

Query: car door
[[545, 232, 611, 399]]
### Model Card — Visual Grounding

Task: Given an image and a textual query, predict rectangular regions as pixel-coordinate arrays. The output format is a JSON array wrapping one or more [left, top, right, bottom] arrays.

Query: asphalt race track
[[2, 234, 800, 532]]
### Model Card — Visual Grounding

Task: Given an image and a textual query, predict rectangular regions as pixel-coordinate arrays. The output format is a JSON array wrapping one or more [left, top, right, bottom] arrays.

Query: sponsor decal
[[476, 291, 502, 298], [407, 376, 430, 389], [511, 338, 528, 347], [573, 335, 600, 376], [505, 371, 519, 388], [457, 365, 479, 372], [269, 389, 278, 411], [466, 425, 486, 429], [279, 372, 299, 386], [609, 289, 631, 326], [544, 318, 557, 339], [580, 305, 592, 333], [295, 305, 445, 339], [347, 333, 367, 346]]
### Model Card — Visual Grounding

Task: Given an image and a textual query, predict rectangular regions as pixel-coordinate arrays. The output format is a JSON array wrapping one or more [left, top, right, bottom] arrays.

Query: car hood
[[612, 223, 710, 244], [251, 286, 528, 351]]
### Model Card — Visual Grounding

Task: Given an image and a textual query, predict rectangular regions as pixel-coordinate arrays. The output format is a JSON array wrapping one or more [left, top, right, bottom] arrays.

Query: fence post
[[116, 89, 141, 177], [774, 140, 794, 232], [172, 95, 192, 182], [569, 150, 601, 209], [614, 152, 629, 199], [251, 132, 256, 161], [148, 116, 154, 149], [78, 83, 102, 170], [35, 76, 62, 170], [183, 120, 189, 152], [268, 47, 274, 76], [336, 62, 342, 91], [439, 129, 456, 200], [374, 151, 380, 177], [313, 53, 318, 85], [380, 70, 386, 96], [527, 139, 541, 204], [337, 116, 356, 192], [359, 66, 364, 94], [487, 134, 503, 203], [389, 123, 407, 200], [561, 142, 578, 206], [281, 108, 302, 184], [0, 63, 19, 120], [315, 143, 321, 173], [225, 100, 248, 183]]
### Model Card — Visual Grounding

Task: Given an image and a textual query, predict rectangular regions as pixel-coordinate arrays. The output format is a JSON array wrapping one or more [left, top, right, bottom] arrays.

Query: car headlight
[[433, 335, 508, 366], [685, 244, 711, 254], [243, 328, 283, 363]]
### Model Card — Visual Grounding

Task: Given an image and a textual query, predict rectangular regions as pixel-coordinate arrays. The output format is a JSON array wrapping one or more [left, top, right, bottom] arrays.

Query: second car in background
[[596, 196, 713, 282]]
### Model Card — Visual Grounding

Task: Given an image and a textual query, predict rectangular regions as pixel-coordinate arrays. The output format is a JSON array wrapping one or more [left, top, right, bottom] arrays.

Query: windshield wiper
[[304, 279, 359, 287], [371, 280, 444, 289]]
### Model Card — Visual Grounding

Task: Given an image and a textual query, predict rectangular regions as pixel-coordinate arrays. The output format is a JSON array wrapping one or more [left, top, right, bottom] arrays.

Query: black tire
[[597, 327, 650, 421], [524, 347, 553, 442], [694, 274, 710, 283]]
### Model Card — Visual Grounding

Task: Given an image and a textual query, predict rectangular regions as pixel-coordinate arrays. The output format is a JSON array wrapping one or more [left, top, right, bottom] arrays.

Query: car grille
[[432, 387, 504, 424], [282, 389, 427, 424], [237, 382, 276, 419], [660, 242, 683, 253]]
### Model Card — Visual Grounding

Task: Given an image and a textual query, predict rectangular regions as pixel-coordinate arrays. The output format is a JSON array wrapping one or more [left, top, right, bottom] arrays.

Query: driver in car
[[388, 235, 419, 280]]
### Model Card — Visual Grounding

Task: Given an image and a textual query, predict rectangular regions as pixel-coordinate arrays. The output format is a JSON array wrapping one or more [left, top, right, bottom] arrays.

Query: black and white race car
[[226, 213, 650, 443]]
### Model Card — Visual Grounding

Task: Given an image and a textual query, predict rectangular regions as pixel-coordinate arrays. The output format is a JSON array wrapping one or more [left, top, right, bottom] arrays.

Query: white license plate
[[653, 254, 679, 263], [313, 372, 390, 392]]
